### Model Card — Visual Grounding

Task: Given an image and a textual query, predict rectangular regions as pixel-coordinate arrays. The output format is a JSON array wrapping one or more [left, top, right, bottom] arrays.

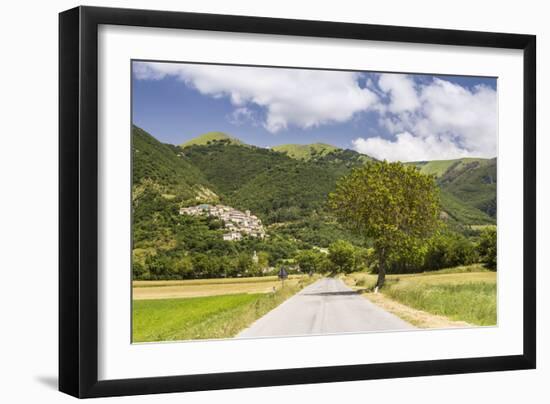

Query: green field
[[345, 265, 497, 326], [133, 276, 315, 342]]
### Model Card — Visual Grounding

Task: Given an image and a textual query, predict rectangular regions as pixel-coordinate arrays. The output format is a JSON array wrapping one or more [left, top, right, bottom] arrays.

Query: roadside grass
[[343, 264, 497, 327], [382, 281, 496, 326], [133, 277, 317, 342], [365, 293, 471, 328], [426, 264, 491, 275]]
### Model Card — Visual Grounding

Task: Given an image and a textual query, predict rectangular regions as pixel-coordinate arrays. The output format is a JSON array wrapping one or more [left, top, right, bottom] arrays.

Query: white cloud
[[134, 62, 378, 133], [352, 132, 470, 162], [135, 63, 497, 161], [227, 107, 256, 126], [353, 76, 497, 161], [378, 73, 420, 113], [417, 79, 497, 156]]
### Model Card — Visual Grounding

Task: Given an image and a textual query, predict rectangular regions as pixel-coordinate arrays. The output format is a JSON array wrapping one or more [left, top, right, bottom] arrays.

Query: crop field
[[133, 275, 304, 300], [344, 265, 497, 326], [132, 275, 315, 342]]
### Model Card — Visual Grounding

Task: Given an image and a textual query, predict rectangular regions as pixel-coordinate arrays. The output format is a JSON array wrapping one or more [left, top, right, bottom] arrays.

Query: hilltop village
[[180, 204, 266, 241]]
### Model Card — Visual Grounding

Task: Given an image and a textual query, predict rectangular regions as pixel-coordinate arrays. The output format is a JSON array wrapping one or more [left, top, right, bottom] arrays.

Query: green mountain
[[411, 158, 490, 178], [316, 148, 374, 165], [182, 142, 348, 223], [272, 143, 338, 160], [182, 143, 290, 195], [133, 125, 217, 202], [180, 131, 243, 148], [135, 127, 495, 226], [273, 143, 374, 165], [440, 190, 494, 225], [181, 138, 493, 227], [131, 126, 497, 280], [410, 158, 496, 220], [438, 158, 496, 218]]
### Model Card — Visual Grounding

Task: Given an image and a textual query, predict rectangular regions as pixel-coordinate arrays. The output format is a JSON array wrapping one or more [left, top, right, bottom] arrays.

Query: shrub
[[327, 240, 357, 274], [477, 228, 497, 270], [386, 231, 479, 274]]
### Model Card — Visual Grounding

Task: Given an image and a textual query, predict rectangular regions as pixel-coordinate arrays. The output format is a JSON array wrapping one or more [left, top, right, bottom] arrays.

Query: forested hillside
[[132, 125, 215, 202], [412, 158, 497, 220], [183, 142, 353, 223], [438, 158, 497, 218], [131, 126, 497, 280]]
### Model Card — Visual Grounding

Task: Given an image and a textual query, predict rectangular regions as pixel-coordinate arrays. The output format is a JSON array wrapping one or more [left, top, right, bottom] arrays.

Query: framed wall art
[[59, 6, 536, 398]]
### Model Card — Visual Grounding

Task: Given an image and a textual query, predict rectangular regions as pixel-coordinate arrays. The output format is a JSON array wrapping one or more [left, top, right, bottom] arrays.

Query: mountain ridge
[[180, 131, 243, 148], [136, 126, 496, 226], [131, 125, 497, 282], [180, 132, 496, 165], [272, 143, 339, 161]]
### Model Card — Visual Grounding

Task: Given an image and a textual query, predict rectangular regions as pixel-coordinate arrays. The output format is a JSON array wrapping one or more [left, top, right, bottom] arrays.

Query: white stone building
[[180, 203, 266, 241]]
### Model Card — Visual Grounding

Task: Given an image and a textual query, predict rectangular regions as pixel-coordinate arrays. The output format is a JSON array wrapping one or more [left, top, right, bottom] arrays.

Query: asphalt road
[[237, 277, 414, 338]]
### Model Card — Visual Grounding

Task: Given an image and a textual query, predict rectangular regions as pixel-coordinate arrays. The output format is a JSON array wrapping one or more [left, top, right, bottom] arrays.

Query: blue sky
[[132, 61, 497, 162]]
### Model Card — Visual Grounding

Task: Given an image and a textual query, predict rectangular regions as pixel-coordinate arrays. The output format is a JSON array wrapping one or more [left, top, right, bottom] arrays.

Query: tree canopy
[[477, 227, 497, 270], [329, 161, 441, 287], [327, 240, 357, 274]]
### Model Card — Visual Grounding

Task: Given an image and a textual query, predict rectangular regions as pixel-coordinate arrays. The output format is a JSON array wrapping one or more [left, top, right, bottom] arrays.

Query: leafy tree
[[353, 247, 376, 272], [295, 249, 325, 274], [172, 256, 194, 278], [329, 161, 440, 287], [441, 233, 478, 268], [391, 227, 481, 278], [328, 240, 357, 274], [478, 228, 497, 270], [132, 258, 147, 280], [254, 251, 270, 273], [235, 252, 254, 275]]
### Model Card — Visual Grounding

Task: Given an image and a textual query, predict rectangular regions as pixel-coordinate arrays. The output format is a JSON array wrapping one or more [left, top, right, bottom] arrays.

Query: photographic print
[[131, 60, 497, 343]]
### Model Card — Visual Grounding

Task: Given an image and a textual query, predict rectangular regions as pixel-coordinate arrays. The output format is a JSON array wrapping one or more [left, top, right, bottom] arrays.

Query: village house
[[179, 203, 266, 241], [223, 232, 242, 241]]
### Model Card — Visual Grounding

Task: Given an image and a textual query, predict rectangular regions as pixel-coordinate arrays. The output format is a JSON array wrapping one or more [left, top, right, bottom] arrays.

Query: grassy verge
[[382, 281, 496, 326], [344, 264, 496, 327], [365, 291, 471, 328], [133, 276, 317, 342]]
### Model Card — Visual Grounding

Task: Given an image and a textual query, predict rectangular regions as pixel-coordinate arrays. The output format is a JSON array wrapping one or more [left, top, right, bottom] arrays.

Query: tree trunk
[[377, 250, 386, 288]]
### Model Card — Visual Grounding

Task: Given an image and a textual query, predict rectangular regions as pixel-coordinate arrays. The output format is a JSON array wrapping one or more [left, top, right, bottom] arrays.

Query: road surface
[[237, 278, 414, 338]]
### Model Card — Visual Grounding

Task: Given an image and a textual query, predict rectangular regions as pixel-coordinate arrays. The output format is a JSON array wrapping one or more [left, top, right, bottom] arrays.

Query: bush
[[424, 232, 478, 271], [327, 240, 357, 274], [295, 249, 325, 274], [477, 228, 497, 270], [386, 231, 479, 274]]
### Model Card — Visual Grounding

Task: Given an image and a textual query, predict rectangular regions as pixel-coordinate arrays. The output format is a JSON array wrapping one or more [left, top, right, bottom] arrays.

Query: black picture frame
[[59, 6, 536, 398]]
